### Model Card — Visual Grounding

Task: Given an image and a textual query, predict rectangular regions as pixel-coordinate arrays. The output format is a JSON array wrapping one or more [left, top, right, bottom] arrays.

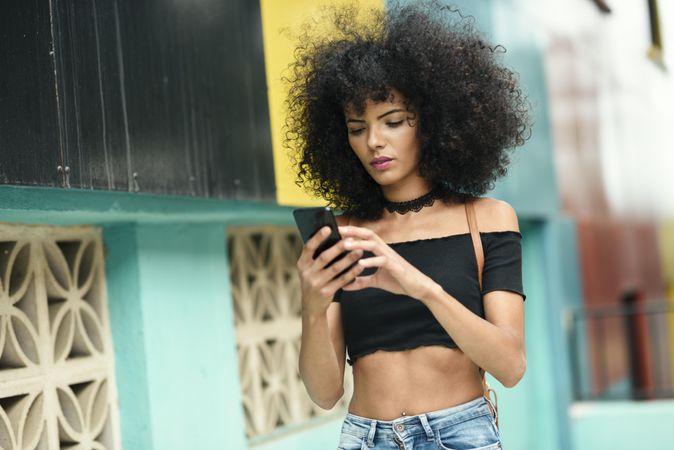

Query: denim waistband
[[341, 395, 492, 443]]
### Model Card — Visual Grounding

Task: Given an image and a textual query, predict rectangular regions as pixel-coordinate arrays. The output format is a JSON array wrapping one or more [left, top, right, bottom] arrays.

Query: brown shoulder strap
[[465, 200, 484, 291], [346, 207, 492, 396], [465, 200, 497, 425]]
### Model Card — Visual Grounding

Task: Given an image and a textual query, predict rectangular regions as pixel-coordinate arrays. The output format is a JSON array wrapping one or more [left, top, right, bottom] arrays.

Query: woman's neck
[[380, 180, 434, 203]]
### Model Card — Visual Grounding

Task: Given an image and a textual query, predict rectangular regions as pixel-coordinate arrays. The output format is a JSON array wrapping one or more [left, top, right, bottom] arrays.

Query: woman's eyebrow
[[345, 108, 405, 123], [377, 108, 405, 119]]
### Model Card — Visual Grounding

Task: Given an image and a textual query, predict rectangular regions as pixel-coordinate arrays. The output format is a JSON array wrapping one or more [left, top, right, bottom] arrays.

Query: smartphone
[[293, 206, 341, 258], [292, 206, 359, 278], [293, 207, 370, 284]]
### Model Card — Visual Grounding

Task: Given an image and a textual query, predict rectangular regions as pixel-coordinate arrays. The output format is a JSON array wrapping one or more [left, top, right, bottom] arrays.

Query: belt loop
[[366, 419, 377, 447], [418, 414, 434, 441]]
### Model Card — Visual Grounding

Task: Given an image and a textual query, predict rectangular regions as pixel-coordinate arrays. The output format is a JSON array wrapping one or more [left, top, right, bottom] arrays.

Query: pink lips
[[370, 157, 393, 170]]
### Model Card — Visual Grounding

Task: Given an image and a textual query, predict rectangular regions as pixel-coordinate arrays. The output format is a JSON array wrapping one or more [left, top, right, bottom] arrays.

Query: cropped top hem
[[346, 341, 461, 366]]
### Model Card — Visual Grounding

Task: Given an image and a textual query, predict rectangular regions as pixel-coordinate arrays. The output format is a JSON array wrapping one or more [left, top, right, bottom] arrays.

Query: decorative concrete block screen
[[0, 223, 121, 449], [228, 226, 353, 439]]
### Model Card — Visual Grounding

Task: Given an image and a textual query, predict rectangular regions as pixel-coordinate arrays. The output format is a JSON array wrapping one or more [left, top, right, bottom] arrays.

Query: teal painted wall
[[488, 221, 569, 450], [0, 185, 290, 226], [570, 401, 674, 449], [559, 223, 593, 401], [104, 224, 154, 450], [0, 185, 357, 449], [0, 186, 279, 449], [133, 223, 246, 449]]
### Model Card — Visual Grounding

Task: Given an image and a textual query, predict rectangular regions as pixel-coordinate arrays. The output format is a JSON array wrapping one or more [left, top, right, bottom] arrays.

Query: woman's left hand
[[337, 225, 438, 299]]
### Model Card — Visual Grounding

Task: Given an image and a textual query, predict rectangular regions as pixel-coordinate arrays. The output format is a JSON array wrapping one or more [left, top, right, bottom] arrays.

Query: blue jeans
[[337, 396, 501, 450]]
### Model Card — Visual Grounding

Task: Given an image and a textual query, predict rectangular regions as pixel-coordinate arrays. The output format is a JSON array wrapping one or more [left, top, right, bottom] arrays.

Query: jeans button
[[395, 423, 405, 432]]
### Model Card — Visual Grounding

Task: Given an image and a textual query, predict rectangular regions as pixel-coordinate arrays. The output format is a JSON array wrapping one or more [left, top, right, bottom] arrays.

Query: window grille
[[228, 226, 353, 439], [0, 223, 121, 449]]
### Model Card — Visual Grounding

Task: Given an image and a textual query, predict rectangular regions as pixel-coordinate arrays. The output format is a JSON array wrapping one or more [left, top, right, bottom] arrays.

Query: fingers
[[356, 255, 387, 268], [341, 274, 375, 291], [314, 236, 355, 270], [297, 226, 331, 269], [315, 248, 364, 288], [320, 253, 367, 296], [338, 225, 380, 242], [340, 255, 387, 291], [343, 238, 378, 253]]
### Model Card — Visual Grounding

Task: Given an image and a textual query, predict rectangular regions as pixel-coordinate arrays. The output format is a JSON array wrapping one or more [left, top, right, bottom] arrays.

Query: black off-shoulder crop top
[[333, 230, 525, 366]]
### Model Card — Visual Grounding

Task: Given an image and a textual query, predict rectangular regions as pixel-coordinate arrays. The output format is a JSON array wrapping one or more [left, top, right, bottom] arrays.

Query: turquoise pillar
[[104, 224, 154, 450], [130, 223, 247, 449], [104, 222, 250, 449]]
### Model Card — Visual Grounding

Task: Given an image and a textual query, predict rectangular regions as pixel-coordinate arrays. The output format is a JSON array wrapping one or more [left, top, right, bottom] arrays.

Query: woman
[[286, 2, 529, 449]]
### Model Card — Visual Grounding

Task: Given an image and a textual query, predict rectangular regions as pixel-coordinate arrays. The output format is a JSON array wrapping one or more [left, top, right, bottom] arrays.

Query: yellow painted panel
[[660, 221, 674, 281], [259, 0, 384, 207], [658, 221, 674, 390], [669, 286, 674, 391]]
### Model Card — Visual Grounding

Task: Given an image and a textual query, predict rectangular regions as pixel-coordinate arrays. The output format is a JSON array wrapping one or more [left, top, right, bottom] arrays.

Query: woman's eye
[[387, 120, 404, 128], [348, 128, 364, 135]]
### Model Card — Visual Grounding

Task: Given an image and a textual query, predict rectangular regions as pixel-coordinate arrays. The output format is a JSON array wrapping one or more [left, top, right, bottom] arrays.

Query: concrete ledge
[[570, 400, 674, 450], [0, 185, 296, 225]]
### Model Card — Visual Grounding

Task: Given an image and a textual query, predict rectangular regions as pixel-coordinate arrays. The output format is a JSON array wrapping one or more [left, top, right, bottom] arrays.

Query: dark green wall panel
[[0, 0, 61, 186], [2, 0, 275, 200]]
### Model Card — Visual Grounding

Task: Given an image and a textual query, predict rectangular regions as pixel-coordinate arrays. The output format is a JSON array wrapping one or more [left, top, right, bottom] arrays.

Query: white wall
[[513, 0, 674, 220]]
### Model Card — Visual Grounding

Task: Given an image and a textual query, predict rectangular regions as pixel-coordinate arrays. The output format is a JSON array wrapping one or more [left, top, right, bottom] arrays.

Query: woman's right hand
[[296, 226, 364, 317]]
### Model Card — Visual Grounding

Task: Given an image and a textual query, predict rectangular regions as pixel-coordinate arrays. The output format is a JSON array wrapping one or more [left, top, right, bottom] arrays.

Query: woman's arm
[[297, 214, 359, 409], [420, 198, 526, 387], [421, 286, 525, 387], [299, 303, 347, 409]]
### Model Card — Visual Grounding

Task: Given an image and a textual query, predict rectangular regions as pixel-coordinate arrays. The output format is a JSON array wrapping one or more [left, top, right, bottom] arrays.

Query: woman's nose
[[367, 127, 385, 149]]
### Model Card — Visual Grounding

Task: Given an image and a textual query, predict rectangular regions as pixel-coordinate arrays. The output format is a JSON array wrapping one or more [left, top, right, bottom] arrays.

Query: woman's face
[[344, 90, 420, 187]]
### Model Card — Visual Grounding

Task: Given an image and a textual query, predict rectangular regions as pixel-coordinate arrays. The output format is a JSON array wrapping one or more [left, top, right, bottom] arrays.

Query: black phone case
[[293, 207, 368, 284], [292, 207, 359, 278], [293, 207, 340, 258]]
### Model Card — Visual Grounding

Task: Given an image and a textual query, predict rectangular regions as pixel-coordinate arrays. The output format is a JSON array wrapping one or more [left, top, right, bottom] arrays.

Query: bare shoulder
[[472, 197, 520, 233]]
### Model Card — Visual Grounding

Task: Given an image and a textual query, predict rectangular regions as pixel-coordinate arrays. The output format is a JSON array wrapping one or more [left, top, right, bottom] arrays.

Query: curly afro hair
[[283, 0, 531, 221]]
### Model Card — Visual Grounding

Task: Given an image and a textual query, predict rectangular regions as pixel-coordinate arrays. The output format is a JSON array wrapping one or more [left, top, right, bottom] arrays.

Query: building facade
[[1, 1, 672, 449]]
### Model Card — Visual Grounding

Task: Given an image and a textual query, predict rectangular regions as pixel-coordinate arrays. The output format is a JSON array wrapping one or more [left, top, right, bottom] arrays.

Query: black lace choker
[[383, 186, 442, 214]]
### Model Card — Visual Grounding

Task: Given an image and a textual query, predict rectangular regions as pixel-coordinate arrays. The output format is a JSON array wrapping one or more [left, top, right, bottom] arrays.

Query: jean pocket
[[434, 414, 502, 450], [487, 413, 501, 442]]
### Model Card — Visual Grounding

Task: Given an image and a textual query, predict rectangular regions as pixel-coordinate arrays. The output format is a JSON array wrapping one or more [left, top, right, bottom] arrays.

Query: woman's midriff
[[347, 345, 485, 420]]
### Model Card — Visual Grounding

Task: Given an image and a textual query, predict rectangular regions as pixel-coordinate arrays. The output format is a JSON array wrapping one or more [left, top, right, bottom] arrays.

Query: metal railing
[[568, 299, 674, 401]]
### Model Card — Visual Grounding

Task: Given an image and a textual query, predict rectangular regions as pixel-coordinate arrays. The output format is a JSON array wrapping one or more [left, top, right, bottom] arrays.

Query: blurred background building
[[0, 0, 672, 449]]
